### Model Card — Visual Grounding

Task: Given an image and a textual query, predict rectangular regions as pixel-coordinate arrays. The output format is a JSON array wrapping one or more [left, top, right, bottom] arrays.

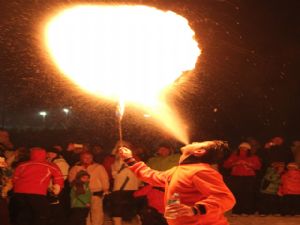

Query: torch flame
[[118, 97, 125, 120], [44, 5, 200, 144]]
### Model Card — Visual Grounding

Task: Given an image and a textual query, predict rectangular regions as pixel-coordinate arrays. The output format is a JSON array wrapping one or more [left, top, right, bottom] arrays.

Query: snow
[[227, 214, 300, 225]]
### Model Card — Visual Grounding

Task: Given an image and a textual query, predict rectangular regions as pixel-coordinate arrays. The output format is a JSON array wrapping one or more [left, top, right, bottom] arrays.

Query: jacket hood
[[30, 148, 47, 161]]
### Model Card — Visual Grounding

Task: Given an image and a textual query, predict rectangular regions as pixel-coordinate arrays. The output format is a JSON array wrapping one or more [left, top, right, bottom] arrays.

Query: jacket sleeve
[[49, 163, 64, 188], [192, 169, 236, 215], [12, 163, 26, 184], [68, 166, 78, 183], [12, 165, 21, 184], [247, 156, 262, 170], [97, 165, 109, 192], [55, 160, 70, 179], [129, 161, 173, 187]]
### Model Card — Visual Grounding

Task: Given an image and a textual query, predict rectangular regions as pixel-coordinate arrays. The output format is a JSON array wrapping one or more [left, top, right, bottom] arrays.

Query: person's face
[[74, 148, 84, 154], [80, 153, 93, 165], [239, 147, 249, 154], [80, 175, 89, 183], [157, 147, 171, 157], [179, 141, 214, 164], [47, 152, 57, 160]]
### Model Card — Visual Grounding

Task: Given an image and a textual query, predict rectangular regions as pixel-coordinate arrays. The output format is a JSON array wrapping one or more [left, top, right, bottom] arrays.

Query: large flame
[[44, 5, 200, 144]]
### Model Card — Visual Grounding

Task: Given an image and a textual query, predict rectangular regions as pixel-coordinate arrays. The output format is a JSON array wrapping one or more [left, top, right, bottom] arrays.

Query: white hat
[[239, 142, 251, 150]]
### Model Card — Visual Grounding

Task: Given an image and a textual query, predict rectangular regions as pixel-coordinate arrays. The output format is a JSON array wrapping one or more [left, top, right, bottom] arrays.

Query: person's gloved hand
[[119, 147, 133, 161]]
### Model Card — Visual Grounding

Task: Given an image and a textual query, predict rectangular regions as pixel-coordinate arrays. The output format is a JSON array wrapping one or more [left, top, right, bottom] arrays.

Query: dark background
[[0, 0, 299, 148]]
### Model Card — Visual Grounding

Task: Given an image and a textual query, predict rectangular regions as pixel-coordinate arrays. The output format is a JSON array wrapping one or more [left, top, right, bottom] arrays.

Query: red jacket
[[134, 185, 165, 214], [130, 162, 235, 225], [279, 169, 300, 195], [223, 153, 261, 176], [13, 148, 64, 195]]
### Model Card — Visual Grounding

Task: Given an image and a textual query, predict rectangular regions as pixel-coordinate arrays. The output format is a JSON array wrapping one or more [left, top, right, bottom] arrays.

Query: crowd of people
[[1, 129, 300, 225]]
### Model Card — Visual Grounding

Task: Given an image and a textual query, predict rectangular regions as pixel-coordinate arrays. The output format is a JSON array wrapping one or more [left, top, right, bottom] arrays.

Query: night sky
[[0, 0, 300, 145]]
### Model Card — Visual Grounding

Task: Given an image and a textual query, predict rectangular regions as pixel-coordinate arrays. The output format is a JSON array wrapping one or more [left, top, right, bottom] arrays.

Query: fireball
[[45, 5, 200, 143]]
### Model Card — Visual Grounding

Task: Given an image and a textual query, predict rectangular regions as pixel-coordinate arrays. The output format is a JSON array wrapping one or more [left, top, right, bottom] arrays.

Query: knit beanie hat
[[239, 142, 251, 150]]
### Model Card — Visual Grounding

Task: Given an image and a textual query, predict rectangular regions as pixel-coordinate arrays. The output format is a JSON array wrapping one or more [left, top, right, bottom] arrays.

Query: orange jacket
[[130, 162, 235, 225]]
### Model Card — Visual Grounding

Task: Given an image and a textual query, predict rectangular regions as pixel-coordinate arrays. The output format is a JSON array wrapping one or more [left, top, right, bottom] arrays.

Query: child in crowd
[[278, 162, 300, 216], [69, 170, 92, 225], [258, 162, 284, 215]]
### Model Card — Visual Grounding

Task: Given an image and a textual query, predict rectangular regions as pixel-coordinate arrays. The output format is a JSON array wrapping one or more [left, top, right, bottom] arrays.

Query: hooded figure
[[119, 140, 235, 225]]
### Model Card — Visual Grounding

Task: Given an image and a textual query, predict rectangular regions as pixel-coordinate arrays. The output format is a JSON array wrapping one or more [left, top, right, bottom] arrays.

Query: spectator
[[110, 156, 141, 225], [0, 130, 14, 152], [91, 145, 106, 164], [69, 151, 109, 225], [147, 143, 180, 171], [47, 147, 70, 180], [246, 137, 262, 155], [133, 145, 150, 162], [223, 142, 261, 215], [278, 162, 300, 216], [10, 147, 30, 169], [46, 147, 70, 225], [103, 141, 139, 187], [12, 147, 64, 225], [64, 143, 86, 167], [257, 162, 284, 216], [291, 140, 300, 162], [260, 137, 293, 173], [69, 170, 92, 225], [134, 184, 167, 225], [1, 155, 12, 225]]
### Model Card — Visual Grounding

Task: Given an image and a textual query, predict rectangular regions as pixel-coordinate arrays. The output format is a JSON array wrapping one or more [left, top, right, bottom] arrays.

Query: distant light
[[144, 114, 151, 118], [213, 108, 218, 113], [39, 111, 47, 116], [63, 108, 70, 114]]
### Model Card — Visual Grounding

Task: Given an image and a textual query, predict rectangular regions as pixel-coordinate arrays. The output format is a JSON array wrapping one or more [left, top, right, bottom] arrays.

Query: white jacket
[[69, 163, 109, 193], [53, 157, 69, 180], [111, 158, 141, 191]]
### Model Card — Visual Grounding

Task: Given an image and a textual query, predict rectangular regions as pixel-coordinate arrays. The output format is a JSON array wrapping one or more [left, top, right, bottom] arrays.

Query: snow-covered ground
[[227, 215, 300, 225]]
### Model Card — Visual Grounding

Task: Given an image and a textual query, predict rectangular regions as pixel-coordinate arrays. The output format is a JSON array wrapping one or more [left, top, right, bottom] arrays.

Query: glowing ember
[[44, 5, 200, 144]]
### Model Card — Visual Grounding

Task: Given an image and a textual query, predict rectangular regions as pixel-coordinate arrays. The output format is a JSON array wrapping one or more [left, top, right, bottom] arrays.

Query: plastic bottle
[[165, 192, 180, 219]]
